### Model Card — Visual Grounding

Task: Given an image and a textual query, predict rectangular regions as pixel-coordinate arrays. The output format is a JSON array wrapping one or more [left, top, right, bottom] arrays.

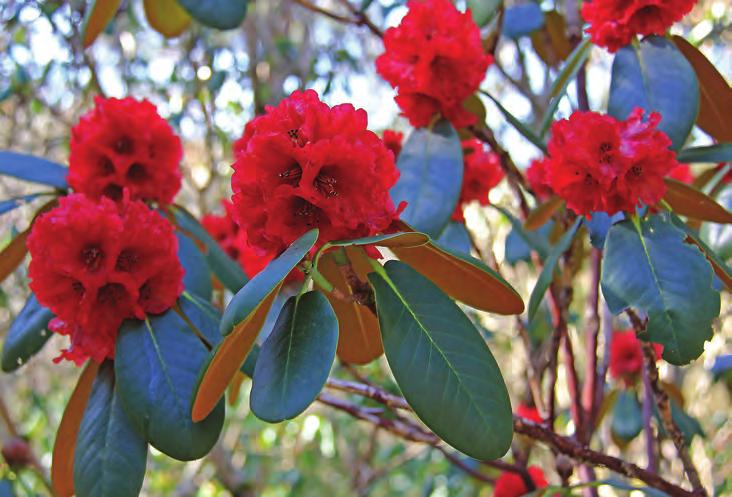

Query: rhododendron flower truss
[[582, 0, 697, 52], [609, 329, 663, 384], [69, 96, 183, 205], [494, 466, 548, 497], [452, 139, 503, 222], [27, 193, 183, 364], [544, 108, 678, 217], [375, 0, 492, 128], [231, 90, 401, 254]]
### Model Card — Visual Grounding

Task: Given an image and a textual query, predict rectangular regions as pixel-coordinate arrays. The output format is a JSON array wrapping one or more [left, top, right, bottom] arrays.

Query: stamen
[[81, 245, 104, 272], [279, 165, 303, 185], [314, 174, 338, 197]]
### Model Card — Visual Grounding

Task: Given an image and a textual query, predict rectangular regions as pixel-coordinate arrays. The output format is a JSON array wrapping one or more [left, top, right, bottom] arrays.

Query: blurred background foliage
[[0, 0, 731, 496]]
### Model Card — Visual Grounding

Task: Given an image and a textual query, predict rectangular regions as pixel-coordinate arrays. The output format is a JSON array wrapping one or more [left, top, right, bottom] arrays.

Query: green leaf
[[655, 399, 704, 446], [676, 143, 732, 164], [502, 3, 544, 38], [0, 151, 68, 188], [611, 390, 643, 442], [483, 92, 548, 153], [434, 221, 472, 255], [1, 294, 53, 372], [221, 229, 318, 336], [701, 185, 732, 260], [172, 205, 248, 292], [670, 211, 732, 290], [176, 0, 248, 30], [527, 217, 582, 321], [539, 38, 592, 138], [250, 291, 338, 422], [115, 299, 224, 461], [74, 362, 147, 497], [495, 206, 551, 259], [0, 479, 13, 497], [368, 260, 513, 460], [468, 0, 502, 26], [390, 119, 463, 238], [608, 36, 699, 150], [324, 232, 429, 251], [601, 215, 720, 365], [177, 233, 213, 300], [0, 193, 44, 216]]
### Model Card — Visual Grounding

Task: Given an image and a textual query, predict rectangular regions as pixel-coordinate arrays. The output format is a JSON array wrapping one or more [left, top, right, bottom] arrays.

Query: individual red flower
[[609, 330, 664, 383], [69, 97, 183, 205], [667, 164, 693, 184], [494, 466, 548, 497], [526, 158, 554, 200], [375, 0, 492, 128], [545, 108, 677, 217], [516, 404, 543, 424], [581, 0, 697, 52], [202, 200, 272, 278], [452, 139, 503, 221], [382, 130, 404, 159], [231, 90, 402, 254], [27, 193, 183, 364]]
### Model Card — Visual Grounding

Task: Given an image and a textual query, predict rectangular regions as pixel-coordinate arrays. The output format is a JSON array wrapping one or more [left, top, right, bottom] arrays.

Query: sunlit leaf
[[663, 178, 732, 224], [143, 0, 191, 38], [81, 0, 122, 48], [676, 143, 732, 164], [0, 151, 67, 188], [176, 0, 249, 30], [525, 196, 563, 231], [0, 230, 28, 284]]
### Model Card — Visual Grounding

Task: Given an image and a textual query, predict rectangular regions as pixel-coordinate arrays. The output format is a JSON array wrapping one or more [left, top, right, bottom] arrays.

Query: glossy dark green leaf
[[601, 215, 720, 365], [368, 260, 512, 460], [221, 229, 317, 336], [585, 211, 624, 249], [1, 294, 53, 372], [676, 143, 732, 164], [701, 185, 732, 260], [74, 362, 147, 497], [250, 291, 338, 422], [0, 479, 13, 497], [177, 233, 213, 300], [0, 151, 68, 188], [611, 390, 642, 442], [390, 120, 463, 238], [502, 3, 544, 38], [172, 206, 247, 292], [528, 217, 582, 321], [115, 299, 224, 461], [496, 206, 550, 259], [435, 221, 472, 255], [468, 0, 502, 26], [0, 193, 44, 216], [608, 36, 699, 150], [176, 0, 248, 30], [504, 221, 553, 265]]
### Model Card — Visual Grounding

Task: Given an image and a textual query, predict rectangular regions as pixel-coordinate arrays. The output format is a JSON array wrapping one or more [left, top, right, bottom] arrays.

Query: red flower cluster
[[582, 0, 697, 52], [69, 97, 183, 205], [382, 130, 404, 159], [453, 139, 503, 221], [544, 109, 678, 217], [375, 0, 492, 128], [494, 466, 548, 497], [27, 194, 183, 364], [231, 90, 401, 254], [667, 164, 693, 184], [609, 330, 663, 383], [526, 158, 554, 200], [202, 200, 272, 278], [516, 404, 543, 424]]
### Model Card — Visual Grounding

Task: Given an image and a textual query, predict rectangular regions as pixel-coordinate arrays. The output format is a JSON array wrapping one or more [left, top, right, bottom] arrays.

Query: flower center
[[103, 184, 123, 201], [97, 283, 127, 305], [629, 165, 643, 178], [598, 142, 614, 164], [287, 128, 307, 147], [314, 173, 338, 197], [293, 198, 320, 227], [126, 163, 148, 182], [115, 136, 133, 155], [98, 156, 115, 175], [71, 280, 85, 296], [115, 249, 139, 272], [81, 245, 104, 272], [279, 164, 303, 186]]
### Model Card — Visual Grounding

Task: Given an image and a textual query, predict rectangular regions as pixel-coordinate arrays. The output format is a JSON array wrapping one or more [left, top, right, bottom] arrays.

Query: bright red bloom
[[609, 330, 664, 383], [69, 97, 183, 205], [526, 158, 554, 200], [667, 164, 693, 184], [494, 466, 548, 497], [516, 404, 543, 424], [27, 193, 183, 364], [382, 130, 404, 159], [546, 108, 677, 217], [375, 0, 492, 128], [581, 0, 697, 52], [452, 139, 503, 221], [202, 200, 272, 278], [231, 90, 401, 254]]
